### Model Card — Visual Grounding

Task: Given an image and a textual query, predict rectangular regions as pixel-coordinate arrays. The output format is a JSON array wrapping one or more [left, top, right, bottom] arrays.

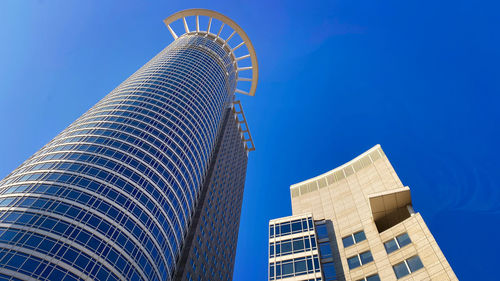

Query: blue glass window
[[366, 274, 381, 281], [393, 261, 410, 278], [384, 239, 399, 254], [319, 242, 332, 259], [322, 262, 337, 281], [385, 233, 412, 254], [343, 230, 366, 248], [347, 256, 361, 269], [359, 251, 373, 264], [316, 224, 328, 240], [396, 233, 411, 248], [407, 256, 423, 272], [342, 235, 354, 248]]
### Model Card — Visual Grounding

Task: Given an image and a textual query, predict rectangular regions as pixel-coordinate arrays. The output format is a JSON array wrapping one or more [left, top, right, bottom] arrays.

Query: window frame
[[392, 255, 424, 279], [342, 230, 366, 248], [347, 250, 373, 270], [384, 233, 412, 254]]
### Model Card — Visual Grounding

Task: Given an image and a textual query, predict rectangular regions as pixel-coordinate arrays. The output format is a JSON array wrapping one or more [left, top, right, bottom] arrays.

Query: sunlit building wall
[[270, 145, 457, 281]]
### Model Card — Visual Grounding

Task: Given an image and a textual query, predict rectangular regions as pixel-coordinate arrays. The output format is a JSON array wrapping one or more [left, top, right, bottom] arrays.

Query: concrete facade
[[271, 145, 457, 281]]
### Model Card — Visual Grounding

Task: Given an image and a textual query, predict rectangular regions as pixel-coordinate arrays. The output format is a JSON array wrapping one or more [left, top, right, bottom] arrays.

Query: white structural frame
[[163, 9, 259, 97]]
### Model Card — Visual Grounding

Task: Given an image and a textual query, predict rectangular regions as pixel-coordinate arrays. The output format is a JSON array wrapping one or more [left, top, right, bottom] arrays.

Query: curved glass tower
[[0, 9, 257, 281]]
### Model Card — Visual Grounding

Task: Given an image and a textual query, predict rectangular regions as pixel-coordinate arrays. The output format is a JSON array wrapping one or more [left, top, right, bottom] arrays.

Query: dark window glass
[[322, 262, 336, 281], [407, 256, 424, 272], [311, 236, 316, 248], [319, 242, 332, 259], [384, 239, 399, 254], [293, 239, 304, 252], [366, 274, 381, 281], [270, 244, 274, 256], [342, 235, 354, 248], [282, 261, 294, 275], [294, 259, 307, 274], [359, 251, 373, 264], [396, 233, 411, 248], [281, 241, 292, 254], [280, 223, 291, 236], [393, 262, 410, 279], [291, 221, 302, 233], [270, 225, 274, 237], [347, 256, 360, 269], [269, 265, 274, 278], [353, 231, 366, 243], [316, 224, 328, 240]]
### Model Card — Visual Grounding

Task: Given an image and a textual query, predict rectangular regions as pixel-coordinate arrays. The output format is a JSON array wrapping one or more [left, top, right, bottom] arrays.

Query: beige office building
[[269, 145, 457, 281]]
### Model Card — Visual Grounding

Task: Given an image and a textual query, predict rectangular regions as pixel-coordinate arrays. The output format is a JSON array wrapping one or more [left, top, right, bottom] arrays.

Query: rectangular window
[[347, 251, 373, 270], [342, 230, 366, 248], [359, 251, 373, 264], [384, 233, 412, 254], [396, 233, 411, 248], [323, 262, 337, 281], [406, 256, 424, 272], [270, 235, 317, 257], [357, 274, 381, 281], [347, 255, 361, 269], [316, 224, 328, 240], [270, 255, 320, 279], [393, 255, 424, 279], [319, 242, 332, 259]]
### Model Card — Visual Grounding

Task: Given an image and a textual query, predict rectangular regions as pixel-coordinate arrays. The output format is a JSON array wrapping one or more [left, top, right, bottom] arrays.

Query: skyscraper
[[0, 9, 257, 281], [269, 145, 457, 281]]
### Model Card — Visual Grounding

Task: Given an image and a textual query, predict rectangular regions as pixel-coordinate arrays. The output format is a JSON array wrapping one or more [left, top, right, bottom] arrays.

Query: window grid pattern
[[270, 255, 321, 280], [269, 215, 322, 281], [180, 108, 248, 281], [0, 35, 237, 281], [269, 217, 314, 238]]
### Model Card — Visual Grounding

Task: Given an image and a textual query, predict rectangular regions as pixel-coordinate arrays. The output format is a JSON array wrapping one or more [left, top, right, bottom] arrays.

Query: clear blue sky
[[0, 1, 499, 280]]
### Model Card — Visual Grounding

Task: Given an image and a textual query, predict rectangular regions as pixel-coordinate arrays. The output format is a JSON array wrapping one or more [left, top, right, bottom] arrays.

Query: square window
[[359, 251, 373, 264], [396, 233, 411, 248], [353, 231, 366, 243], [407, 256, 424, 272], [342, 235, 354, 248], [393, 262, 410, 279], [293, 239, 304, 252], [281, 241, 292, 254], [347, 256, 361, 269], [366, 274, 380, 281], [322, 262, 336, 281], [294, 259, 307, 274], [384, 239, 399, 254], [280, 223, 291, 236], [291, 221, 302, 233]]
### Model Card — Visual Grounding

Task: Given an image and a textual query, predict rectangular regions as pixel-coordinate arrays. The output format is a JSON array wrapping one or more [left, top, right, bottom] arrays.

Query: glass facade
[[174, 106, 249, 281], [0, 29, 245, 281], [269, 215, 326, 281]]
